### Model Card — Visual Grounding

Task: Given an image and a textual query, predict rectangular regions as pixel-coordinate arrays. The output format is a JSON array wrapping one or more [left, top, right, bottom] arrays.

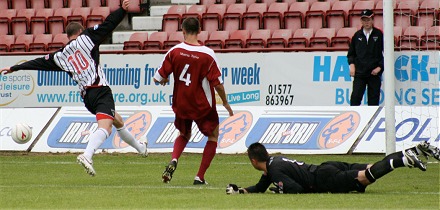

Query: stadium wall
[[0, 51, 438, 154], [0, 51, 438, 107], [0, 106, 438, 154]]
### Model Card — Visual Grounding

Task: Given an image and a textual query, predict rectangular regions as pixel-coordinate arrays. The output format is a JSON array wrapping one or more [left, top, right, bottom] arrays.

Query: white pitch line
[[0, 161, 250, 165], [0, 185, 439, 195]]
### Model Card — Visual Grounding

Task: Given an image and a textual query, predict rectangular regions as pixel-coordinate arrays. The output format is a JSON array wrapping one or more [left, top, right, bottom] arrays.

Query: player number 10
[[67, 50, 89, 74]]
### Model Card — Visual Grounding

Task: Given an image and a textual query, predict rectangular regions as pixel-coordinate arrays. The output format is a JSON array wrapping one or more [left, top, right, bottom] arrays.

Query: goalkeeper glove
[[226, 184, 245, 194], [269, 181, 284, 194]]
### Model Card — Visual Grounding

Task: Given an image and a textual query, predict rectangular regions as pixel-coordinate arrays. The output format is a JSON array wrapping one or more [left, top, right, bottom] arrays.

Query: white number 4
[[179, 64, 191, 86]]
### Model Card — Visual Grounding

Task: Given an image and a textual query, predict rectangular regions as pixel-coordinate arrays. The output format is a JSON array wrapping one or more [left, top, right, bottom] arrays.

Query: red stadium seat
[[242, 3, 267, 32], [305, 1, 331, 33], [221, 0, 237, 7], [240, 0, 255, 8], [394, 0, 419, 32], [309, 28, 335, 48], [31, 8, 53, 35], [11, 0, 28, 9], [331, 27, 357, 49], [48, 33, 68, 51], [246, 29, 271, 48], [143, 31, 168, 50], [0, 9, 17, 35], [162, 5, 186, 33], [30, 0, 47, 9], [288, 28, 314, 48], [205, 30, 229, 49], [29, 34, 53, 51], [225, 29, 250, 49], [399, 26, 426, 49], [222, 3, 246, 32], [263, 2, 288, 31], [200, 0, 216, 7], [267, 29, 292, 48], [10, 34, 34, 52], [202, 4, 227, 34], [349, 0, 375, 29], [261, 0, 277, 5], [67, 7, 91, 26], [163, 31, 184, 50], [394, 26, 403, 46], [123, 32, 148, 50], [0, 1, 9, 9], [48, 0, 66, 9], [106, 0, 120, 12], [417, 0, 439, 29], [11, 8, 35, 35], [421, 26, 440, 49], [326, 1, 352, 33], [0, 34, 15, 52], [284, 1, 309, 31], [197, 30, 209, 45], [127, 0, 142, 13], [182, 5, 206, 23], [66, 0, 84, 8], [86, 7, 109, 28], [48, 8, 71, 35], [86, 0, 103, 7]]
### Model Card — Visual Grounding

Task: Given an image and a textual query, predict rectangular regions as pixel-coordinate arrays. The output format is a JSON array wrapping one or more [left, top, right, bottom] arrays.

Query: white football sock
[[83, 128, 109, 161], [117, 125, 144, 153]]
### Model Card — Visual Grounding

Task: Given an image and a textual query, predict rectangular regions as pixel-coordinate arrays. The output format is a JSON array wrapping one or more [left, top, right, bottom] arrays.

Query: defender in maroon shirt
[[154, 17, 233, 185]]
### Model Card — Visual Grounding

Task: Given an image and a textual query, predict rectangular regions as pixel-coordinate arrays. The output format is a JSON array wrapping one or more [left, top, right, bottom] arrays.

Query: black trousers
[[314, 161, 369, 193], [350, 75, 382, 106]]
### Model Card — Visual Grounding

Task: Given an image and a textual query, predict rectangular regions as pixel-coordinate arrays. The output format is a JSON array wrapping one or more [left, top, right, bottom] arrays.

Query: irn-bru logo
[[318, 112, 360, 149], [47, 111, 152, 149], [113, 111, 152, 148], [218, 111, 252, 148]]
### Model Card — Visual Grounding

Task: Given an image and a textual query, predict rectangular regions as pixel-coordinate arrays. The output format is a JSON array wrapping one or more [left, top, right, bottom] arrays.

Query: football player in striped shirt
[[0, 0, 147, 176]]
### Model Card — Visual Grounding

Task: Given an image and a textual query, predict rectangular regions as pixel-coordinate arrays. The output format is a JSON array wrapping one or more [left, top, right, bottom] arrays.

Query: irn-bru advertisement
[[2, 106, 438, 154], [11, 106, 378, 154], [0, 51, 438, 107]]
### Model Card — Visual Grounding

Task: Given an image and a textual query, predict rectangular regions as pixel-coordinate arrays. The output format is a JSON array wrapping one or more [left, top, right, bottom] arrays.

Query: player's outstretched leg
[[116, 125, 148, 157], [77, 154, 96, 176], [416, 141, 440, 161], [162, 159, 177, 183]]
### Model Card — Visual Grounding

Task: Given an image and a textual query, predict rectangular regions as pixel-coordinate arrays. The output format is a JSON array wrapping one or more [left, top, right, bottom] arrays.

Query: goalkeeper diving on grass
[[226, 142, 440, 194]]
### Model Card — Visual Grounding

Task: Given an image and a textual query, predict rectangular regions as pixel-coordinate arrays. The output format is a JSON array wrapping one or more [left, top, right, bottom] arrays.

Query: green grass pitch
[[0, 152, 439, 209]]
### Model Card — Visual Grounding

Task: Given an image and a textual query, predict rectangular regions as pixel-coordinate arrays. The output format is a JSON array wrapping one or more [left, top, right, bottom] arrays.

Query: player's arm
[[82, 0, 129, 45], [270, 173, 304, 194], [1, 54, 63, 74], [347, 33, 357, 64], [226, 174, 271, 194], [153, 52, 172, 86], [214, 84, 233, 116]]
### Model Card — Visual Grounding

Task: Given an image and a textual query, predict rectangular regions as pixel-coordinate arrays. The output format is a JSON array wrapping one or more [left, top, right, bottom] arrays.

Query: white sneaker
[[77, 154, 96, 176], [139, 137, 148, 157]]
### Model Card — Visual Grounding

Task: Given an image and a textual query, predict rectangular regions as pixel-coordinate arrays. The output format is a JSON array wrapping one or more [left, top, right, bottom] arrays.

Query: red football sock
[[196, 141, 217, 180], [171, 135, 188, 160]]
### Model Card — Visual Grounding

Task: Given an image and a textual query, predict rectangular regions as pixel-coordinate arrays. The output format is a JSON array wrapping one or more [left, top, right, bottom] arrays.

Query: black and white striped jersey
[[11, 7, 127, 97], [52, 33, 108, 95]]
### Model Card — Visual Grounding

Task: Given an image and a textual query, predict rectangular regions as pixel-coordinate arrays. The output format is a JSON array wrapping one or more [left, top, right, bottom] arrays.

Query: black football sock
[[365, 151, 406, 183], [382, 151, 405, 168]]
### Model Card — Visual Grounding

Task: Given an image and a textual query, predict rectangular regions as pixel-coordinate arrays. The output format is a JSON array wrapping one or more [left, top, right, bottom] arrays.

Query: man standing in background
[[347, 9, 384, 106]]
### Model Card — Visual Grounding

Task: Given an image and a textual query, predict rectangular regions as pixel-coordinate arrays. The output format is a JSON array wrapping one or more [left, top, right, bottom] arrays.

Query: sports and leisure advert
[[0, 51, 438, 107]]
